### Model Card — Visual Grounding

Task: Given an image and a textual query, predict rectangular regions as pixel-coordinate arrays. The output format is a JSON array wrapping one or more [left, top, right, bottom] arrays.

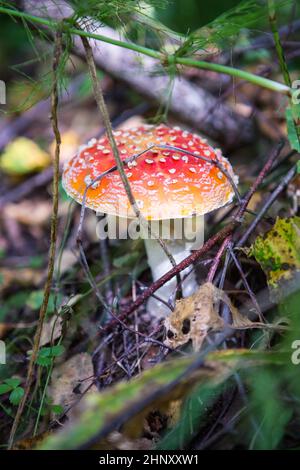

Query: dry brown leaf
[[40, 315, 62, 347], [0, 267, 42, 292], [0, 324, 8, 338], [48, 353, 97, 419], [13, 431, 52, 450], [3, 200, 52, 226], [164, 282, 268, 352]]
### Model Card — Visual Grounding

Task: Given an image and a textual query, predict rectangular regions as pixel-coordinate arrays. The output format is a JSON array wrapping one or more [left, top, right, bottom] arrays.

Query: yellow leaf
[[0, 137, 51, 175]]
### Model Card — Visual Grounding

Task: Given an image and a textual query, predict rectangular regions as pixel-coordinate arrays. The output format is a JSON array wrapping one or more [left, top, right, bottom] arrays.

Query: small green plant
[[36, 345, 65, 367], [0, 378, 25, 406]]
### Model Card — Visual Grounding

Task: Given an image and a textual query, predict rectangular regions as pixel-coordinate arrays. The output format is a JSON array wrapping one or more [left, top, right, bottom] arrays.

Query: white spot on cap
[[217, 171, 223, 180], [169, 168, 176, 174], [87, 138, 97, 147], [84, 175, 99, 189], [145, 159, 154, 164], [172, 154, 180, 160], [147, 181, 155, 187], [103, 149, 110, 154], [189, 167, 196, 173], [159, 158, 166, 163], [84, 175, 92, 186]]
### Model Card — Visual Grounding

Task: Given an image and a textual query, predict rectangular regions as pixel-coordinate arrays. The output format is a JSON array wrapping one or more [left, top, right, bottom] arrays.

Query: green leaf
[[6, 291, 30, 309], [27, 255, 44, 269], [26, 290, 61, 314], [249, 368, 292, 450], [36, 357, 52, 367], [0, 384, 13, 395], [38, 345, 65, 358], [1, 291, 30, 321], [286, 106, 300, 152], [26, 290, 44, 310], [4, 377, 21, 389], [9, 387, 25, 406], [0, 377, 21, 394], [51, 404, 64, 415], [36, 345, 65, 366], [248, 217, 300, 296]]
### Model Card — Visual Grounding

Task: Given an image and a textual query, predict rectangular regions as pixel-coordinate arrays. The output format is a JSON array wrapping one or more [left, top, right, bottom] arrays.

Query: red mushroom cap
[[62, 124, 238, 220]]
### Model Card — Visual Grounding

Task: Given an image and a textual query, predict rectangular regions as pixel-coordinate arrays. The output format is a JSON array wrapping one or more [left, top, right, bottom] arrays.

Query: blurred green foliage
[[156, 0, 242, 33]]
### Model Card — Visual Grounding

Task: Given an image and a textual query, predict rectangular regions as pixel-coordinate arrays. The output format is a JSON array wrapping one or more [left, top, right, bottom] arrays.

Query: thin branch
[[227, 242, 264, 321], [8, 28, 63, 449], [207, 236, 231, 283]]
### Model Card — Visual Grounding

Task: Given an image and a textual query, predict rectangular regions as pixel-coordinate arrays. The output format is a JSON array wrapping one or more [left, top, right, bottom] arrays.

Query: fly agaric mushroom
[[62, 124, 238, 317]]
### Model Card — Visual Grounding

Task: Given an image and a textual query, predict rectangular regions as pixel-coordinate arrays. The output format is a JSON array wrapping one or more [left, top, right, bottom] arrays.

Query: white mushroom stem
[[142, 216, 204, 318]]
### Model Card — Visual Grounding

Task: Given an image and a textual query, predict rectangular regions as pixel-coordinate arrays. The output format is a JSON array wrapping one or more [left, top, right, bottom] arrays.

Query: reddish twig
[[207, 236, 231, 283]]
